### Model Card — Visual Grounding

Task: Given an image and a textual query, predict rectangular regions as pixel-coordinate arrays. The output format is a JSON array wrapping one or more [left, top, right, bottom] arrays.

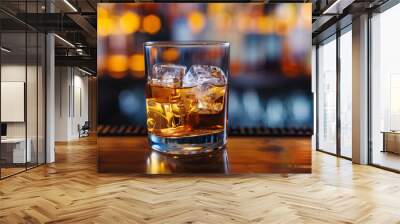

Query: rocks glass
[[144, 41, 229, 155]]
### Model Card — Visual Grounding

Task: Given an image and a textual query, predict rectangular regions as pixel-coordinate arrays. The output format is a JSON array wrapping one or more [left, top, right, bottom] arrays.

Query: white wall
[[72, 73, 89, 138], [55, 67, 89, 141], [55, 67, 70, 141]]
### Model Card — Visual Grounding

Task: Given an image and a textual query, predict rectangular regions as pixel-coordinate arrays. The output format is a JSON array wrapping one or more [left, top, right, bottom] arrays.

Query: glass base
[[148, 131, 226, 155]]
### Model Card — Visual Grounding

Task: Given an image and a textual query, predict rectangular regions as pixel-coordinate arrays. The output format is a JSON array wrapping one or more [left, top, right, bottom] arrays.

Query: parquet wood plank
[[0, 137, 399, 223]]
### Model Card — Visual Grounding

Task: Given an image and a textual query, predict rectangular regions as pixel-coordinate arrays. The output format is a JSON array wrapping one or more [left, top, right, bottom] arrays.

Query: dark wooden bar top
[[98, 136, 311, 174]]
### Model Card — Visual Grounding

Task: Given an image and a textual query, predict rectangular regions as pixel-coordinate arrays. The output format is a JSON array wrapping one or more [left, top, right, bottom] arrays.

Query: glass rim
[[144, 41, 229, 47]]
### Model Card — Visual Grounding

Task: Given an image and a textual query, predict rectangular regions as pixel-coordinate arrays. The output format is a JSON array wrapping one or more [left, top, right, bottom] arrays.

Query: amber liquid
[[145, 83, 227, 138]]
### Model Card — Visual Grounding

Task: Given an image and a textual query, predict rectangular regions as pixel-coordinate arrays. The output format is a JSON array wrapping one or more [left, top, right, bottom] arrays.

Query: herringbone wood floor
[[1, 137, 400, 224]]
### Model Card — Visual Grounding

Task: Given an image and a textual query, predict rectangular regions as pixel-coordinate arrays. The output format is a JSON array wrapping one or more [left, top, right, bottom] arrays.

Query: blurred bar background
[[97, 3, 312, 136]]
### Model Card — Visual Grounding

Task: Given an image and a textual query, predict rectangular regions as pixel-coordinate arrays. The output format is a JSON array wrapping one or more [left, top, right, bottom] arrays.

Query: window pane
[[340, 29, 352, 158], [1, 30, 28, 177], [318, 37, 337, 154], [371, 4, 400, 171]]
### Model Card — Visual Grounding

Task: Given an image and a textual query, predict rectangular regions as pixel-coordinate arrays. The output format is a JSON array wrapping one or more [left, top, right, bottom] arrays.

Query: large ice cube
[[151, 64, 186, 88], [182, 65, 226, 113], [182, 65, 226, 87], [196, 84, 226, 114]]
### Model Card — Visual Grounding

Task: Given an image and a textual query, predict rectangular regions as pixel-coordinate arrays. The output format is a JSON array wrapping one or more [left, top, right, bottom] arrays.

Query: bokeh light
[[243, 90, 263, 122], [289, 94, 311, 124], [208, 4, 225, 15], [119, 89, 141, 116], [237, 13, 250, 32], [257, 16, 274, 34], [143, 14, 161, 34], [162, 48, 180, 62], [99, 4, 312, 78], [98, 17, 114, 37], [188, 11, 206, 33], [107, 54, 128, 78], [265, 98, 285, 128], [120, 11, 140, 34], [129, 54, 145, 75], [214, 11, 231, 32], [97, 6, 114, 37]]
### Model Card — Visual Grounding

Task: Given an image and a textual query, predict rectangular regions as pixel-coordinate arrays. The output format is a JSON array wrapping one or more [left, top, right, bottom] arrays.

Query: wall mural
[[97, 3, 312, 174]]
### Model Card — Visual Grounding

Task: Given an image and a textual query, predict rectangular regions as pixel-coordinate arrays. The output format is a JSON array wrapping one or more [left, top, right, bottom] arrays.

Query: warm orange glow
[[288, 5, 297, 24], [281, 45, 300, 78], [162, 48, 180, 62], [129, 54, 145, 73], [207, 48, 223, 59], [283, 5, 297, 31], [98, 7, 114, 36], [188, 11, 205, 33], [300, 4, 312, 28], [215, 12, 231, 32], [230, 60, 241, 77], [120, 11, 140, 34], [208, 4, 224, 15], [98, 17, 115, 36], [98, 4, 312, 80], [107, 54, 128, 78], [237, 14, 249, 32], [147, 153, 169, 174], [143, 14, 161, 34], [150, 47, 158, 59], [282, 60, 300, 78], [98, 6, 109, 19], [257, 16, 274, 34], [276, 20, 288, 36]]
